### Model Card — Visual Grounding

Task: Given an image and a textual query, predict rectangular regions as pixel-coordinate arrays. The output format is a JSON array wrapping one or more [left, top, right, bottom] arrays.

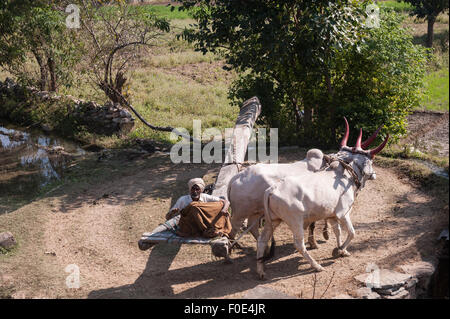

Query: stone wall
[[0, 78, 135, 136]]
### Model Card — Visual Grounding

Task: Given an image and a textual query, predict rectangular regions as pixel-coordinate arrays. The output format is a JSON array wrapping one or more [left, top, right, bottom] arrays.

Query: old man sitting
[[166, 178, 231, 238]]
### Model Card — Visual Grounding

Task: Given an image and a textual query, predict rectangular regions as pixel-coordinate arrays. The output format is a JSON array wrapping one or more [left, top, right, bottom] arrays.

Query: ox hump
[[306, 148, 324, 172]]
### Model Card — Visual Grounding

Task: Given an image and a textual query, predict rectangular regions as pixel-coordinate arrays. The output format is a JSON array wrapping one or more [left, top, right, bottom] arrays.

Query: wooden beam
[[211, 96, 261, 200]]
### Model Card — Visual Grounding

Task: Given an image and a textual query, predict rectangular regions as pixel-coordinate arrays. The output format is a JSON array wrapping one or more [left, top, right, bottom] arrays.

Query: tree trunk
[[47, 57, 57, 92], [427, 16, 436, 48], [32, 50, 47, 91], [303, 103, 314, 145], [324, 72, 336, 145]]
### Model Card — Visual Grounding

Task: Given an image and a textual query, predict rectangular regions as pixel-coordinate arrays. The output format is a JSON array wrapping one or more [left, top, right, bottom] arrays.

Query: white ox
[[256, 119, 389, 279], [227, 148, 328, 250], [227, 122, 382, 250]]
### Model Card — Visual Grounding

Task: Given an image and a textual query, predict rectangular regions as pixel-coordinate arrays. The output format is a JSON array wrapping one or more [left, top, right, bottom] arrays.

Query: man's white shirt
[[170, 193, 222, 211]]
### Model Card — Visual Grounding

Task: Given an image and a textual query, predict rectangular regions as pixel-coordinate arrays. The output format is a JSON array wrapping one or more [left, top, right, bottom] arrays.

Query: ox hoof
[[257, 272, 266, 280], [308, 238, 318, 250], [332, 248, 340, 258], [323, 230, 330, 241], [338, 249, 351, 257], [257, 262, 266, 280]]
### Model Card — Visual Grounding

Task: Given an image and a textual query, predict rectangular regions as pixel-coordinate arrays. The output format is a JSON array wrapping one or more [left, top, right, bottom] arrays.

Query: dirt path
[[1, 147, 447, 299]]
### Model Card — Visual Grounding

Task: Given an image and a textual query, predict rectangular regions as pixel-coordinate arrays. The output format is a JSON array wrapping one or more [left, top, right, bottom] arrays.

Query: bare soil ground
[[0, 113, 448, 299], [404, 110, 449, 157]]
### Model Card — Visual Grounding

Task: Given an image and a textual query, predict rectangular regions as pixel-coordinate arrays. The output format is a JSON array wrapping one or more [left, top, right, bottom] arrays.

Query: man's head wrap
[[188, 178, 205, 192]]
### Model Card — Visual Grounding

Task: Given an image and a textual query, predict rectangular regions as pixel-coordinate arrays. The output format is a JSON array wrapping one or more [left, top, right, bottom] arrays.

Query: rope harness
[[321, 154, 362, 193]]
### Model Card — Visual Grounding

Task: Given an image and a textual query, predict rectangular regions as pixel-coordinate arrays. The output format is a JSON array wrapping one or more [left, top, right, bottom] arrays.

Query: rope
[[229, 215, 263, 249], [322, 154, 362, 191]]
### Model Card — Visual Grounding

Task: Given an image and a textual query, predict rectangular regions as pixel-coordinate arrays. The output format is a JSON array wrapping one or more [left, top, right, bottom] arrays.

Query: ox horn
[[356, 128, 363, 149], [361, 125, 382, 149], [340, 117, 350, 148], [368, 134, 390, 158]]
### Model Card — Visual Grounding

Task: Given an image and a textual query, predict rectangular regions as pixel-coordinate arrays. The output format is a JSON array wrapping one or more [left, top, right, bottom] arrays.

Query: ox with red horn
[[340, 117, 389, 158]]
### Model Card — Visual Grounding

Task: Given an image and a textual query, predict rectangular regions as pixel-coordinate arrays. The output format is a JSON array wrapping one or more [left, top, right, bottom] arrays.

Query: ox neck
[[327, 153, 364, 193]]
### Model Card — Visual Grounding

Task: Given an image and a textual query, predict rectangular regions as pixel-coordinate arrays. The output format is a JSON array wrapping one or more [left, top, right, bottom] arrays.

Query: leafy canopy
[[178, 0, 428, 147]]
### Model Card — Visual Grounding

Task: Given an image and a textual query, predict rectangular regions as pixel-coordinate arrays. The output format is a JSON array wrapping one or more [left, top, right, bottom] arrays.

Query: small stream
[[0, 122, 86, 202]]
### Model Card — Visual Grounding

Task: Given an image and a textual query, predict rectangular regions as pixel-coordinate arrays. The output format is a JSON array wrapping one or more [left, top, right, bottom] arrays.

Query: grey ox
[[255, 119, 389, 279]]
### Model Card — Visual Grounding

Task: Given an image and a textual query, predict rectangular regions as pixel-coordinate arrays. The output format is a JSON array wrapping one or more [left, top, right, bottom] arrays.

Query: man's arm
[[165, 196, 185, 220], [220, 199, 230, 216]]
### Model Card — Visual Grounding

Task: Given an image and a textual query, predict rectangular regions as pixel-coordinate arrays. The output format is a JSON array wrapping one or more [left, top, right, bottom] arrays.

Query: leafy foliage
[[178, 0, 428, 147], [0, 1, 82, 91], [72, 0, 171, 104], [403, 0, 449, 19], [403, 0, 449, 47]]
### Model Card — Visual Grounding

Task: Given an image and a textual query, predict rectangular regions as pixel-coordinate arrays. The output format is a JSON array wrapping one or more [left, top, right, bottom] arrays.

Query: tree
[[73, 0, 170, 103], [403, 0, 449, 48], [0, 1, 82, 91], [178, 0, 428, 146]]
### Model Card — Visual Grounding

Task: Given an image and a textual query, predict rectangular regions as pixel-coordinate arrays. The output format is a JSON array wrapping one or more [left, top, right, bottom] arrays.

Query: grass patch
[[421, 68, 449, 111], [127, 69, 237, 143], [140, 4, 193, 20], [375, 156, 449, 198], [378, 1, 414, 13], [383, 144, 449, 170], [102, 4, 193, 20]]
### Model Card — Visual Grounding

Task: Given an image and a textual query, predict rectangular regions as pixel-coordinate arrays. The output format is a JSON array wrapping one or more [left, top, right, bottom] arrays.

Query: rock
[[5, 77, 16, 89], [400, 261, 435, 281], [381, 288, 410, 299], [119, 121, 134, 133], [48, 146, 64, 154], [0, 232, 17, 250], [120, 110, 132, 118], [41, 124, 52, 132], [400, 262, 435, 293], [438, 229, 449, 241], [82, 144, 104, 152], [354, 287, 381, 299], [376, 286, 406, 296], [243, 286, 297, 299], [354, 269, 413, 291], [136, 139, 156, 153]]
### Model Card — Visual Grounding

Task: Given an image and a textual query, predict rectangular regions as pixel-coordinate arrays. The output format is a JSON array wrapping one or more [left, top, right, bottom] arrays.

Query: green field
[[378, 1, 414, 13], [421, 68, 449, 111]]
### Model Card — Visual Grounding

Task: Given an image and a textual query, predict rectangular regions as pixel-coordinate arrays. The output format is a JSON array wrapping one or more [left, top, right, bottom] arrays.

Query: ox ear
[[306, 148, 324, 172]]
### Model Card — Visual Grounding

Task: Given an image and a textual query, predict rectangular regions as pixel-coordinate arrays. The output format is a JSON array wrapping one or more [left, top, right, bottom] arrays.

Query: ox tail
[[260, 186, 277, 262], [226, 173, 240, 204]]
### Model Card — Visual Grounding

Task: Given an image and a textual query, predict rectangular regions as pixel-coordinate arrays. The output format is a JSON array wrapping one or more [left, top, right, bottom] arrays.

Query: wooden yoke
[[211, 96, 262, 200]]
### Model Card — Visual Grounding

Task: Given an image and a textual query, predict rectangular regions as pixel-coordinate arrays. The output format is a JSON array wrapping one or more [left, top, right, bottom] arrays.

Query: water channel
[[0, 121, 86, 212]]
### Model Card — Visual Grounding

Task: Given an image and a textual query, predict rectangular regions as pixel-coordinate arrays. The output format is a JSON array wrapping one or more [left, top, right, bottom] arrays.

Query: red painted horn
[[361, 125, 382, 149], [340, 117, 349, 148], [356, 128, 362, 149], [369, 134, 390, 158]]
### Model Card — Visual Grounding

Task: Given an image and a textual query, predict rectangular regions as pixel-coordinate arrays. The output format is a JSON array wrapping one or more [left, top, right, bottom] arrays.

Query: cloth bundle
[[176, 201, 232, 238]]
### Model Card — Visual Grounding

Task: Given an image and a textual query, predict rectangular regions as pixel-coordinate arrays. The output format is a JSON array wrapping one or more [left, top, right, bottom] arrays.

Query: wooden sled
[[138, 214, 232, 259], [138, 97, 262, 260]]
